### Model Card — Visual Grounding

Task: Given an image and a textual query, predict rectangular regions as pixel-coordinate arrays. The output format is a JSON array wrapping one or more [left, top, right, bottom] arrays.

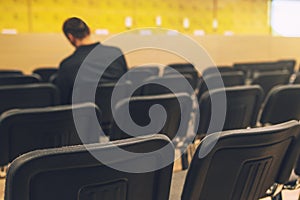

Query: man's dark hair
[[63, 17, 90, 39]]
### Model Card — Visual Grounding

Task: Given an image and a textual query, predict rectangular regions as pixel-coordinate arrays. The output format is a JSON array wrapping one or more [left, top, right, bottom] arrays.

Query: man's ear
[[67, 33, 74, 41], [67, 33, 77, 47]]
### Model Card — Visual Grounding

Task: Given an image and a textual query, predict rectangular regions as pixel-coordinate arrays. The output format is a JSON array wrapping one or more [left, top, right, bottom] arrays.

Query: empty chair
[[164, 63, 199, 89], [141, 75, 195, 95], [197, 71, 245, 99], [131, 65, 160, 76], [181, 120, 300, 200], [260, 85, 300, 125], [0, 103, 101, 167], [0, 75, 41, 86], [74, 81, 132, 135], [125, 69, 158, 96], [109, 93, 193, 141], [277, 59, 296, 74], [32, 67, 58, 82], [202, 66, 241, 77], [233, 61, 293, 80], [0, 70, 23, 76], [5, 134, 174, 200], [125, 69, 157, 85], [250, 71, 290, 98], [0, 83, 60, 115], [196, 85, 263, 137]]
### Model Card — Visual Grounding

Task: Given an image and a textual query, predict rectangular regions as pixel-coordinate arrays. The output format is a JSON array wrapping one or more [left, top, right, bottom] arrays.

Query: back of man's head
[[63, 17, 90, 39]]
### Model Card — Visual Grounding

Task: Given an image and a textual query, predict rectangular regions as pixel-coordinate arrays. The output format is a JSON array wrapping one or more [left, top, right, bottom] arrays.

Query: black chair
[[95, 82, 132, 135], [5, 135, 174, 200], [109, 93, 193, 141], [277, 59, 296, 75], [202, 66, 241, 77], [250, 71, 290, 99], [0, 103, 101, 167], [0, 75, 41, 86], [141, 75, 195, 95], [125, 69, 158, 85], [74, 81, 132, 135], [164, 63, 199, 89], [0, 83, 60, 115], [182, 120, 300, 200], [233, 61, 293, 80], [196, 85, 263, 137], [32, 67, 58, 82], [131, 65, 160, 76], [197, 71, 245, 99], [124, 69, 158, 96], [260, 85, 300, 125], [0, 70, 23, 76]]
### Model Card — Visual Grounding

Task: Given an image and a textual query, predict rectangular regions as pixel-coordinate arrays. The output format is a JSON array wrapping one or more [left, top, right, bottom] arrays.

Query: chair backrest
[[202, 66, 241, 77], [251, 70, 290, 98], [141, 75, 195, 95], [0, 103, 101, 166], [197, 71, 245, 99], [182, 120, 300, 200], [233, 61, 293, 79], [260, 85, 300, 125], [277, 59, 296, 74], [5, 135, 174, 200], [0, 70, 23, 76], [110, 93, 193, 141], [166, 63, 195, 72], [125, 70, 158, 85], [164, 63, 199, 89], [0, 75, 41, 86], [0, 83, 60, 115], [32, 67, 58, 82], [94, 82, 132, 134], [131, 65, 160, 76], [196, 85, 263, 136]]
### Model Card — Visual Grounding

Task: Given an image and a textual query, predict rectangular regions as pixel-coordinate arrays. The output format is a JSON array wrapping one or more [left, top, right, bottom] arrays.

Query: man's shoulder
[[59, 54, 77, 69], [98, 44, 123, 53]]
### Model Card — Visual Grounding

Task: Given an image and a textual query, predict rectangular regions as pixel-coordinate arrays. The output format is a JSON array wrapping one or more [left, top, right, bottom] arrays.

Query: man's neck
[[75, 36, 95, 48]]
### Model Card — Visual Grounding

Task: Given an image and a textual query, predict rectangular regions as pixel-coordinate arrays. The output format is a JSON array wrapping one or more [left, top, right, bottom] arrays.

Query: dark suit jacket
[[55, 42, 128, 104]]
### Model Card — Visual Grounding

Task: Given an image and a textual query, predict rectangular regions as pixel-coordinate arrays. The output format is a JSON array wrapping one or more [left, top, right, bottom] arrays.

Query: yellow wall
[[0, 34, 299, 74], [0, 0, 269, 34]]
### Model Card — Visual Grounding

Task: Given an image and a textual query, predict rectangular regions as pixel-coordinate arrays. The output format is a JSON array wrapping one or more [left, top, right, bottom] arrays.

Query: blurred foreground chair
[[5, 135, 174, 200], [181, 121, 300, 200]]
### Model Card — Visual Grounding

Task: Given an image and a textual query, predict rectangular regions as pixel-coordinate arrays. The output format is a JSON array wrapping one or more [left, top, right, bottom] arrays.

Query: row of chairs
[[0, 77, 300, 140], [0, 68, 58, 83], [196, 84, 300, 135], [4, 120, 300, 200]]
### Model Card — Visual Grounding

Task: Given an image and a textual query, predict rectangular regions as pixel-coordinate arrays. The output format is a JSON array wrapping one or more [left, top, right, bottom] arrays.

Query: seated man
[[55, 17, 128, 104]]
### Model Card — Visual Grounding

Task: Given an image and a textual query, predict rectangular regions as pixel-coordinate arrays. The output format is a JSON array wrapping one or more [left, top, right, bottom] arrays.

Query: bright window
[[270, 0, 300, 37]]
